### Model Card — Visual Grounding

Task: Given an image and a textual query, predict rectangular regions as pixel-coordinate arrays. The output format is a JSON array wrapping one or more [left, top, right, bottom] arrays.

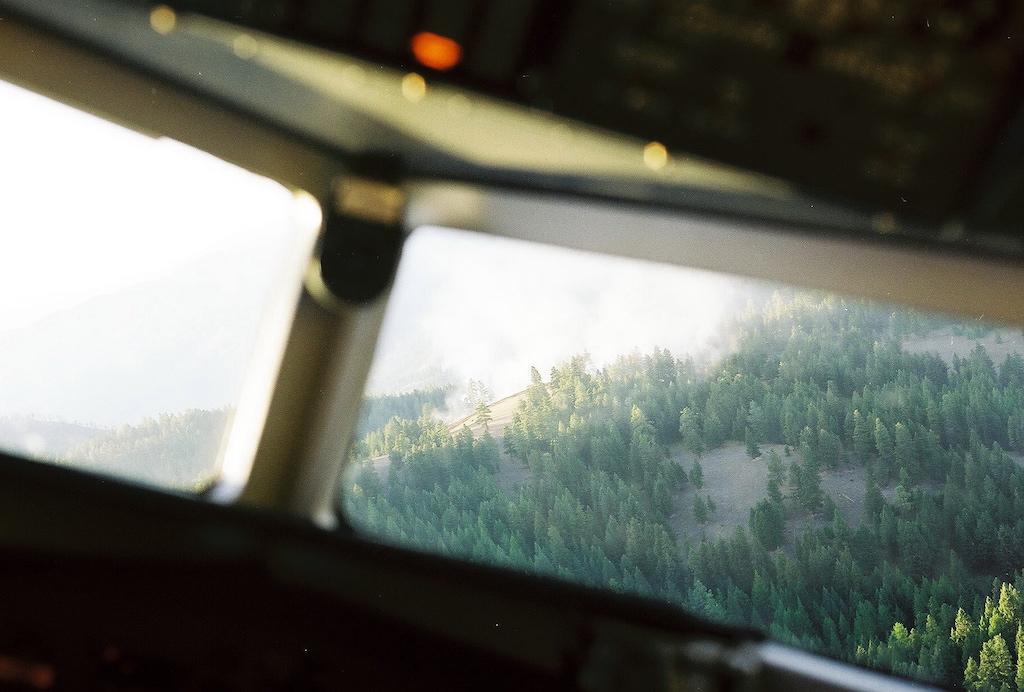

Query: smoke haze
[[365, 226, 766, 409]]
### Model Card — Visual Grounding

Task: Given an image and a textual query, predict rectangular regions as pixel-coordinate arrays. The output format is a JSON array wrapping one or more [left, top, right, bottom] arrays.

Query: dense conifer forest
[[58, 408, 227, 489], [344, 292, 1024, 690]]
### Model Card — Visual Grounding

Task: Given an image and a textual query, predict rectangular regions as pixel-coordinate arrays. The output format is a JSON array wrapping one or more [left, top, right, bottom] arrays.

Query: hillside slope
[[0, 244, 288, 426]]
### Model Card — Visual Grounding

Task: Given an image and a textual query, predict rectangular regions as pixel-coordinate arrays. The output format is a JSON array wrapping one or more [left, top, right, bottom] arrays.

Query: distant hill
[[357, 386, 453, 435], [0, 416, 104, 460], [0, 242, 289, 427], [58, 408, 228, 490]]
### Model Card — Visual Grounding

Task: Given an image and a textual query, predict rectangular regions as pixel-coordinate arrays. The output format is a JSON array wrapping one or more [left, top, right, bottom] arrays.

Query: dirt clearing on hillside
[[902, 327, 1024, 366], [350, 391, 531, 491], [448, 391, 526, 440], [449, 390, 530, 492], [669, 443, 871, 548], [670, 443, 770, 544]]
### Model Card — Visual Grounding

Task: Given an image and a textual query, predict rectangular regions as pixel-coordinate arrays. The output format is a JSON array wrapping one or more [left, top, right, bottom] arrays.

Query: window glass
[[0, 80, 313, 490], [343, 225, 1024, 688]]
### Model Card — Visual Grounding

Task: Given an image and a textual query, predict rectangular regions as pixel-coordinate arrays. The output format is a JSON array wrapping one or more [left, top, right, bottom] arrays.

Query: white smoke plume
[[364, 226, 765, 405]]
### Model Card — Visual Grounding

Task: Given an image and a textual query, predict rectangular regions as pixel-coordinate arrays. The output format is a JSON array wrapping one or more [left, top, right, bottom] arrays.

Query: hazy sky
[[0, 79, 294, 331], [366, 226, 754, 404], [0, 79, 312, 433]]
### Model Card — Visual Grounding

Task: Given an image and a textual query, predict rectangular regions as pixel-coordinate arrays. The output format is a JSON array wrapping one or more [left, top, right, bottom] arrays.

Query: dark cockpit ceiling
[[8, 0, 1024, 258]]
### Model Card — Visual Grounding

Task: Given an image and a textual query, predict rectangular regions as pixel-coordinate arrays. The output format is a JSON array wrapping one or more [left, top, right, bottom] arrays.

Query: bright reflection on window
[[344, 225, 1024, 689], [0, 80, 310, 489]]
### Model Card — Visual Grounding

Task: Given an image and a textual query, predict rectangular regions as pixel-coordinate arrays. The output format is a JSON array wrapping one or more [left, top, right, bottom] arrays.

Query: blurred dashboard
[[110, 0, 1024, 238]]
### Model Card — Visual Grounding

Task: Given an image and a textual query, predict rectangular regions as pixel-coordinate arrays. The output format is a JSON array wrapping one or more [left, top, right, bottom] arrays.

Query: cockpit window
[[0, 80, 312, 490], [342, 224, 1024, 688]]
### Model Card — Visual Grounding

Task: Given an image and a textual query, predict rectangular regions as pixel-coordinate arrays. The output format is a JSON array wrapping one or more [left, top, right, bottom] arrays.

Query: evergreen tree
[[875, 419, 895, 479], [790, 459, 823, 511], [853, 409, 874, 462], [965, 657, 979, 690], [473, 401, 493, 429], [1015, 624, 1024, 692], [865, 469, 885, 519], [817, 428, 841, 468], [975, 634, 1012, 690], [745, 426, 761, 459], [766, 449, 785, 504], [749, 498, 785, 550], [694, 495, 709, 525], [680, 407, 705, 457], [690, 460, 704, 489], [893, 422, 917, 479]]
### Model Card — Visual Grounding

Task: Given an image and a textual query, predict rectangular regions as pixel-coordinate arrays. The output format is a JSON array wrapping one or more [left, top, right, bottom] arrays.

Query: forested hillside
[[0, 417, 104, 459], [59, 408, 228, 490], [344, 291, 1024, 689], [350, 386, 452, 460], [357, 386, 451, 434]]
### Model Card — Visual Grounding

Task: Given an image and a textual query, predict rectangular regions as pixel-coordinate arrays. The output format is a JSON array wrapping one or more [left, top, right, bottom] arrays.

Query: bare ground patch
[[669, 442, 771, 545], [449, 390, 531, 492], [493, 455, 530, 492], [448, 390, 526, 440], [669, 442, 873, 548], [348, 391, 532, 491], [902, 327, 1024, 366], [821, 464, 870, 526]]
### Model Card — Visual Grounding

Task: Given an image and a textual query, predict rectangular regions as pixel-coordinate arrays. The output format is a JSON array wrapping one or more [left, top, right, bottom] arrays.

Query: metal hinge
[[312, 159, 407, 306]]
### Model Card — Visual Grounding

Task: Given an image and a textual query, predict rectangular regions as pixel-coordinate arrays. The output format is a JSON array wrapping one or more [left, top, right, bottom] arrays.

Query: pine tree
[[894, 422, 917, 479], [976, 634, 1012, 690], [763, 451, 784, 508], [749, 497, 785, 550], [1014, 623, 1024, 691], [964, 657, 979, 690], [853, 409, 874, 462], [679, 407, 705, 457], [865, 469, 885, 519], [653, 478, 672, 518], [473, 401, 492, 429], [817, 428, 842, 468], [745, 426, 761, 459], [690, 460, 704, 489], [463, 378, 480, 409], [790, 459, 823, 511], [874, 419, 895, 479], [693, 495, 709, 525], [998, 583, 1020, 625], [799, 426, 818, 469], [704, 409, 725, 448], [1009, 413, 1024, 454]]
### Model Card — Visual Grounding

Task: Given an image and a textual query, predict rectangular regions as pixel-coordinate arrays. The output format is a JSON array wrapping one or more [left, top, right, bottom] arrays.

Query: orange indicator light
[[410, 31, 463, 71]]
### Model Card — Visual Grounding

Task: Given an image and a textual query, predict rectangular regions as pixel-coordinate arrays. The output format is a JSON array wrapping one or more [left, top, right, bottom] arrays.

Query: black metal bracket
[[318, 154, 407, 305]]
